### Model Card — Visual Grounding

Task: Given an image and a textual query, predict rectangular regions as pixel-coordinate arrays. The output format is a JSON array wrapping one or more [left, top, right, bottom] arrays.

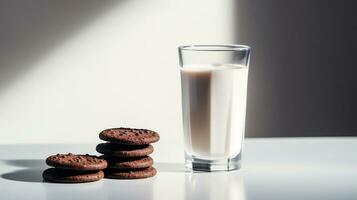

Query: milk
[[180, 64, 248, 160]]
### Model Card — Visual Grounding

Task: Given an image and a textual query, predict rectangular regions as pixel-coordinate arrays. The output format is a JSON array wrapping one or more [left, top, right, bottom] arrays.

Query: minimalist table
[[0, 138, 355, 200]]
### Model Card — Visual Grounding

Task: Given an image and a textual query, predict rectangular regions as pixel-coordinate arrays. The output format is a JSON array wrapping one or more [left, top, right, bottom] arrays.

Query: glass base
[[185, 154, 242, 172]]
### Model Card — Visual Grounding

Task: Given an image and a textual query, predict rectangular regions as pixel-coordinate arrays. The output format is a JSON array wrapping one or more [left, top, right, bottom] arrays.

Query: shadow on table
[[2, 169, 44, 183], [1, 159, 45, 183], [3, 159, 45, 168]]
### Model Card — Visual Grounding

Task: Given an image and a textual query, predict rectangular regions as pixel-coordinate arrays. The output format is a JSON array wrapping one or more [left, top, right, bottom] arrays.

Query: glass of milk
[[178, 44, 251, 171]]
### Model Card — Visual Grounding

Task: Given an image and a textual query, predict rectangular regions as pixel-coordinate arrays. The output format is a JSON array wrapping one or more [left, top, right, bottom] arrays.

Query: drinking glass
[[178, 44, 251, 171]]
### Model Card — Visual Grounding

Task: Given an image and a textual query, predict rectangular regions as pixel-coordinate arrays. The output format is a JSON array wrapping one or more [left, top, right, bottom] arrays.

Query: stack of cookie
[[96, 128, 160, 179], [43, 153, 107, 183]]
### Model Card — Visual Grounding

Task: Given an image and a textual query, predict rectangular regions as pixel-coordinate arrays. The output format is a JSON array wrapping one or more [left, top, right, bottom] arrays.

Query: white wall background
[[0, 0, 235, 144]]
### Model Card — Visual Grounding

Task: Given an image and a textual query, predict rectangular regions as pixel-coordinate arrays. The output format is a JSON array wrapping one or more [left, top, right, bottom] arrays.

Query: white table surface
[[0, 137, 355, 200]]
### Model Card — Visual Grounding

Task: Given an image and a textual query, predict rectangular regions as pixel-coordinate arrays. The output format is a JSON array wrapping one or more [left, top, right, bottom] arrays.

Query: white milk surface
[[180, 64, 248, 160]]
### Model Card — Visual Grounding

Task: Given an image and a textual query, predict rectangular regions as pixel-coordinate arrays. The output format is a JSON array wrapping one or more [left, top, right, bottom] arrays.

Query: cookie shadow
[[1, 159, 45, 183], [3, 159, 45, 168], [154, 162, 188, 173], [2, 169, 44, 183]]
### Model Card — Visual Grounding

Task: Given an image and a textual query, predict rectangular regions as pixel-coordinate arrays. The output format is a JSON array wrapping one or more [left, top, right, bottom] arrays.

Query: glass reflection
[[185, 171, 246, 200]]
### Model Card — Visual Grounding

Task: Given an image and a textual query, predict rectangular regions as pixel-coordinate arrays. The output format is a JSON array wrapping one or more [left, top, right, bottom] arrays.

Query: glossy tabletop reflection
[[0, 138, 355, 200]]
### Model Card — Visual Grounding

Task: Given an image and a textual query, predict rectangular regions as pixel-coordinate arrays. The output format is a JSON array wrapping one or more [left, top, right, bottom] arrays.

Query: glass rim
[[178, 44, 250, 52]]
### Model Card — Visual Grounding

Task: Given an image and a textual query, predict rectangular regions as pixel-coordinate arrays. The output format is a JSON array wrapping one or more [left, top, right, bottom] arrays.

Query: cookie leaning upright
[[97, 127, 160, 179]]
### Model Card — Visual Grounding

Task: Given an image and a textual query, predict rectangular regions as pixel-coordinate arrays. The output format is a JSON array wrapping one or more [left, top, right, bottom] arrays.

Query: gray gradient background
[[237, 0, 357, 137]]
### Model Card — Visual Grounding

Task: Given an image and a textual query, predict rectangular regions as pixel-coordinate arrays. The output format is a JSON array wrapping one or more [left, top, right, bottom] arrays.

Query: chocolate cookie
[[96, 143, 154, 157], [43, 168, 104, 183], [105, 167, 157, 179], [46, 153, 107, 171], [103, 156, 153, 169], [99, 128, 160, 145]]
